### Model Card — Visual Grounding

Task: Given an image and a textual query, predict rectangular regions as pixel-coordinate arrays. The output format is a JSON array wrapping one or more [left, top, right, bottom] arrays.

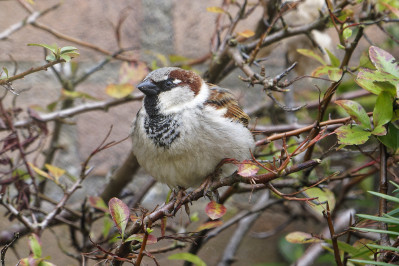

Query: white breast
[[131, 104, 254, 188]]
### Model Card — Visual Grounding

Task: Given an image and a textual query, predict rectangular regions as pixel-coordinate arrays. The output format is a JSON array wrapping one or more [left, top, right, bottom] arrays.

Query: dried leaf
[[206, 6, 225, 13], [205, 201, 226, 220], [28, 163, 53, 182], [105, 83, 134, 99], [285, 231, 319, 244], [118, 61, 148, 85], [195, 220, 223, 232], [45, 164, 65, 183], [237, 30, 255, 38], [297, 49, 326, 65], [88, 196, 109, 213]]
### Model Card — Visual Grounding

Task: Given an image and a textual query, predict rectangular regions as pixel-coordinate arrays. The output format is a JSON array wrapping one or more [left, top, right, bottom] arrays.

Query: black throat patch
[[143, 96, 180, 148]]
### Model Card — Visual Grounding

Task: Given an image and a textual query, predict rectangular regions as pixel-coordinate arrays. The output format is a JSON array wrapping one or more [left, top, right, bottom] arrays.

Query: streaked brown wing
[[205, 83, 250, 127]]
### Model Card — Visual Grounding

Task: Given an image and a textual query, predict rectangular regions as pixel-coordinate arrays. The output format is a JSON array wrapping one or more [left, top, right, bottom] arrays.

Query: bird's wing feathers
[[205, 84, 250, 127]]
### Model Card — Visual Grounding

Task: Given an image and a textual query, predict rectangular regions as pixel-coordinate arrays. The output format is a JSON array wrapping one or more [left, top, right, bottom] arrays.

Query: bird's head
[[137, 67, 208, 115]]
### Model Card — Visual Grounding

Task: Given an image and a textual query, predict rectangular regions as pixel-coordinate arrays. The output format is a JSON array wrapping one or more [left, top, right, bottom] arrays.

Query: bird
[[131, 67, 255, 189]]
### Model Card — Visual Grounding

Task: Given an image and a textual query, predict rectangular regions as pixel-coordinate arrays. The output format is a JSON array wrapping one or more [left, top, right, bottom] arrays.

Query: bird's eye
[[164, 79, 174, 88]]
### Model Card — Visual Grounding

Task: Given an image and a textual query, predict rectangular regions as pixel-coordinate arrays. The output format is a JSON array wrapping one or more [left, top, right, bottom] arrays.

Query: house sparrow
[[131, 67, 254, 188]]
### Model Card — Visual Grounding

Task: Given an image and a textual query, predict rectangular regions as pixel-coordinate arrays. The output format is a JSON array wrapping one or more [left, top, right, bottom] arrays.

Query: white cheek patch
[[173, 79, 181, 84]]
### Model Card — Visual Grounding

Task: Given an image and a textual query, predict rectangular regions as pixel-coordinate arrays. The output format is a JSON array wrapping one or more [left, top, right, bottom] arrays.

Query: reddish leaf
[[237, 160, 259, 177], [369, 46, 399, 78], [335, 100, 371, 129], [88, 196, 109, 213], [195, 220, 223, 232], [297, 49, 326, 65], [108, 197, 130, 237], [205, 201, 226, 220]]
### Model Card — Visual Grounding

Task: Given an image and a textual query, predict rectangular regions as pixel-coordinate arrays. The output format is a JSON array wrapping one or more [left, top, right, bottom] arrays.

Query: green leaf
[[335, 100, 371, 128], [28, 234, 42, 258], [335, 125, 371, 145], [60, 54, 71, 62], [312, 66, 343, 81], [303, 187, 336, 216], [372, 125, 387, 136], [349, 259, 396, 266], [108, 197, 130, 239], [46, 54, 56, 62], [2, 67, 8, 78], [124, 233, 157, 244], [325, 48, 340, 67], [60, 46, 78, 54], [28, 43, 58, 54], [324, 239, 359, 256], [373, 91, 393, 130], [378, 122, 399, 150], [61, 89, 98, 100], [368, 190, 399, 204], [357, 213, 399, 225], [367, 243, 399, 252], [297, 49, 326, 65], [369, 46, 399, 78], [351, 227, 399, 236], [342, 25, 352, 40], [168, 253, 207, 266], [102, 215, 113, 238], [373, 91, 393, 129]]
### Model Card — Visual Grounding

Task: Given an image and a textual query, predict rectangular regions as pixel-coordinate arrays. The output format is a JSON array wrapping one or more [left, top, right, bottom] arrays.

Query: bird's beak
[[137, 79, 159, 96]]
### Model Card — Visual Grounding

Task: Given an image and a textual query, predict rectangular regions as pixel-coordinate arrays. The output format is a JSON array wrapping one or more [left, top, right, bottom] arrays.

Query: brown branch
[[256, 112, 373, 145], [30, 22, 136, 62], [7, 95, 142, 130], [303, 26, 364, 163], [112, 159, 321, 264], [323, 203, 343, 266], [0, 58, 65, 86], [0, 2, 61, 40]]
